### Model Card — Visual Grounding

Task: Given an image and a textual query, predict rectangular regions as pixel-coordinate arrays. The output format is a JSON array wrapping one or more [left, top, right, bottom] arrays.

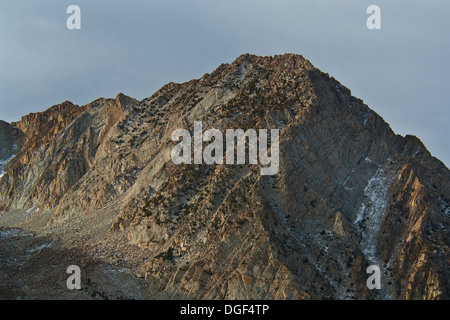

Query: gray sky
[[0, 0, 449, 167]]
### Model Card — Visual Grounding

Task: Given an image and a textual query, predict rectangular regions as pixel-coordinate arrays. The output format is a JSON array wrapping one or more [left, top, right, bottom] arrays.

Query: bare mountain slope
[[0, 53, 448, 299]]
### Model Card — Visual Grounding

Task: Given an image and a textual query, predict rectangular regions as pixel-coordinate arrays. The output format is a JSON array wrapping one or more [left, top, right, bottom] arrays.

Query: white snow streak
[[0, 154, 15, 178], [354, 165, 396, 263]]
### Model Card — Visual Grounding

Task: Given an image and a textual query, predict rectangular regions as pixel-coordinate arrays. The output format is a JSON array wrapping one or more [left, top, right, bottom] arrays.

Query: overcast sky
[[0, 0, 449, 167]]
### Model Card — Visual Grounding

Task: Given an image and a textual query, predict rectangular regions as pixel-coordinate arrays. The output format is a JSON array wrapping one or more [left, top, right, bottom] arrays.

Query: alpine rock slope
[[0, 54, 448, 300]]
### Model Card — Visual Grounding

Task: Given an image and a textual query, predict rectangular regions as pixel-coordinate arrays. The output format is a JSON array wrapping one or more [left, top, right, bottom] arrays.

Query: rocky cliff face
[[0, 120, 24, 178], [0, 53, 448, 300]]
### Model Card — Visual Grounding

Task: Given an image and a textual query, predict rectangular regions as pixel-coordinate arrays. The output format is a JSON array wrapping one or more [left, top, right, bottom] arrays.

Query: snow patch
[[354, 165, 396, 263], [0, 228, 25, 239], [26, 241, 53, 253], [0, 154, 15, 178], [364, 157, 376, 165]]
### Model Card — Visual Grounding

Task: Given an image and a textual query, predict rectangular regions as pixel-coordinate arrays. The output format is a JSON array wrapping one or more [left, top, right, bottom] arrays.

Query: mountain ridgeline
[[0, 54, 448, 299]]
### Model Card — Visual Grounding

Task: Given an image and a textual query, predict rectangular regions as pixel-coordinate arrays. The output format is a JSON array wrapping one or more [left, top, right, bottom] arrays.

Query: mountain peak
[[0, 53, 448, 300], [115, 92, 137, 109]]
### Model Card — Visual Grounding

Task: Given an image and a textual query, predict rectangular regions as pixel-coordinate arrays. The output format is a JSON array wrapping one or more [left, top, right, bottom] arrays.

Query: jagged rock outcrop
[[0, 120, 24, 159], [0, 53, 448, 300], [0, 120, 24, 178], [0, 95, 137, 212]]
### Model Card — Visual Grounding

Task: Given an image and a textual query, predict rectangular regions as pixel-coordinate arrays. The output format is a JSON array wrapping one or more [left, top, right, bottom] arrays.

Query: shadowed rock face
[[0, 53, 448, 300], [0, 120, 24, 176]]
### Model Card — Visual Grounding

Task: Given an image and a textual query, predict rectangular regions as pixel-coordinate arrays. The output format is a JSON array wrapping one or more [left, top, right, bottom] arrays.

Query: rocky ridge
[[0, 53, 448, 299]]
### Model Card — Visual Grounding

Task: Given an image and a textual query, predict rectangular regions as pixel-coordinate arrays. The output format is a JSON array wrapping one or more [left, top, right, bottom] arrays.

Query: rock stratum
[[0, 54, 448, 300]]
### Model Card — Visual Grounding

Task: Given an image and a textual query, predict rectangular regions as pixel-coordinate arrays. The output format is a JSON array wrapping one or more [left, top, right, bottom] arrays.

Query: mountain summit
[[0, 53, 448, 299]]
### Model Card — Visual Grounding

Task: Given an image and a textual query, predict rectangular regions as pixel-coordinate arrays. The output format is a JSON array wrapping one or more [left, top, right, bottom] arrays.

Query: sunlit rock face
[[0, 54, 448, 300]]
